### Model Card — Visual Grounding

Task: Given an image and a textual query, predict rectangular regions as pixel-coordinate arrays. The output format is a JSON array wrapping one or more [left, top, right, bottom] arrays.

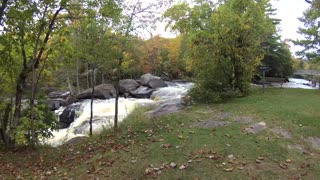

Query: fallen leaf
[[145, 168, 153, 175], [223, 167, 233, 172], [198, 149, 206, 154], [279, 163, 288, 169], [161, 144, 171, 149]]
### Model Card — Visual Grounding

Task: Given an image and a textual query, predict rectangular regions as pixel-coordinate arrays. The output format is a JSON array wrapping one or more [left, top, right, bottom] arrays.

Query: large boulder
[[129, 86, 153, 98], [59, 104, 80, 128], [119, 79, 139, 94], [148, 79, 167, 89], [140, 73, 161, 85], [45, 98, 66, 111], [48, 91, 71, 99], [76, 84, 116, 100]]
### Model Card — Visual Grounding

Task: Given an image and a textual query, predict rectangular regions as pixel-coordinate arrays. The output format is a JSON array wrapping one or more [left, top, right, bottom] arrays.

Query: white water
[[45, 82, 193, 147], [273, 78, 319, 89]]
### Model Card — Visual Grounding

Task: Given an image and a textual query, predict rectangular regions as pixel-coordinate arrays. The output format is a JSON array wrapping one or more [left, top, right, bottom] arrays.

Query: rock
[[119, 79, 140, 93], [270, 127, 292, 139], [95, 83, 116, 97], [305, 137, 320, 150], [65, 95, 77, 106], [140, 73, 160, 85], [179, 165, 187, 170], [191, 120, 231, 129], [45, 98, 66, 111], [148, 79, 167, 89], [233, 116, 254, 124], [76, 84, 116, 100], [48, 91, 71, 99], [64, 136, 87, 146], [129, 86, 153, 98], [244, 122, 267, 134], [287, 144, 308, 154], [170, 162, 177, 168], [59, 104, 80, 128], [147, 102, 183, 117], [227, 154, 234, 160]]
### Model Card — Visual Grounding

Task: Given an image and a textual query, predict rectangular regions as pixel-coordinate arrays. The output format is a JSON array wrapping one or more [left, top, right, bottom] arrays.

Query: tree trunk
[[89, 68, 95, 136], [0, 103, 12, 147], [101, 73, 105, 84], [30, 61, 36, 147], [114, 59, 122, 132], [114, 85, 119, 131], [76, 59, 80, 94], [94, 68, 97, 86], [66, 68, 73, 94], [86, 64, 90, 89]]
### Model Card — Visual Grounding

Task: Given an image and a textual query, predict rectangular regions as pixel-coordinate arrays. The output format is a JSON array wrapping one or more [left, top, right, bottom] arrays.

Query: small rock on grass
[[170, 162, 177, 168], [179, 165, 187, 170]]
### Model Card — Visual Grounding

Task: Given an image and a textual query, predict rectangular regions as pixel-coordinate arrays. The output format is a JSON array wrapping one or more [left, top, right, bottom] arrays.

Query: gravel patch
[[244, 122, 267, 134], [233, 116, 254, 124], [271, 127, 292, 139], [305, 137, 320, 150], [192, 120, 231, 129]]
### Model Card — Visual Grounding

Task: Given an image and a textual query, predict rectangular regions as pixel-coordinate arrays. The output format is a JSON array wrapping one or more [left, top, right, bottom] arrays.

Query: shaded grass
[[0, 88, 320, 179]]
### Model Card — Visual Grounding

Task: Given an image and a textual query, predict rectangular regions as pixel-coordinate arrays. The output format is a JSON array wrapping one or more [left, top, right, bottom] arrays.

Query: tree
[[113, 0, 170, 131], [261, 36, 293, 78], [165, 0, 275, 102], [67, 0, 121, 136], [294, 2, 320, 62], [0, 0, 66, 147]]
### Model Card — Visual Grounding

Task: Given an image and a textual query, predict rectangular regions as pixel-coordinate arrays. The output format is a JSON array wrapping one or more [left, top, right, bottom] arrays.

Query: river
[[45, 82, 193, 147]]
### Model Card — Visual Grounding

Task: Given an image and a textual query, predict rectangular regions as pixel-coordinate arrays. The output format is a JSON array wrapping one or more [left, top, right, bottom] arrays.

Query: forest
[[0, 0, 318, 149]]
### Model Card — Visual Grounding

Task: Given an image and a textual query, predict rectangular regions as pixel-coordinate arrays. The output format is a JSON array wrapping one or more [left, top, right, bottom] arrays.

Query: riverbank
[[1, 87, 320, 179]]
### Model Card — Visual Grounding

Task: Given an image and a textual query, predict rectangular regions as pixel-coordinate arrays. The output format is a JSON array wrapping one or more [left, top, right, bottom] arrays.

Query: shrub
[[16, 103, 58, 145]]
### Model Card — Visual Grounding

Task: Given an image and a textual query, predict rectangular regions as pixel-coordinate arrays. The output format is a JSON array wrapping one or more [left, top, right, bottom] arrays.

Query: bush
[[16, 103, 58, 145], [188, 84, 222, 104]]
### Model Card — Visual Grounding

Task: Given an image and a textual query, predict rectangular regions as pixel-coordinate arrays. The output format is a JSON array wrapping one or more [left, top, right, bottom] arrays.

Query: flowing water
[[45, 82, 193, 147], [273, 78, 319, 89], [45, 78, 316, 147]]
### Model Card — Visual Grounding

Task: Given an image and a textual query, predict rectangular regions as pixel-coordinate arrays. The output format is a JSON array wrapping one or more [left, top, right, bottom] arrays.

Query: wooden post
[[262, 70, 265, 93]]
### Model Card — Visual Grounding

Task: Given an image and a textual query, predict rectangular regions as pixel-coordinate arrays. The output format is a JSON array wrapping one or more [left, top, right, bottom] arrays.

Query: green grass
[[1, 88, 320, 179]]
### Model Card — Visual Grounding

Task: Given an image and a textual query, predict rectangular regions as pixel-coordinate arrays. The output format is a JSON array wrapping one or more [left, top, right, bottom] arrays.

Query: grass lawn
[[1, 87, 320, 179]]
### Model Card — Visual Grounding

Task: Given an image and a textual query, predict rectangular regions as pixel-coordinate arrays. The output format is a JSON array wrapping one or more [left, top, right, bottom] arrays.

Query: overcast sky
[[152, 0, 311, 54], [272, 0, 310, 53]]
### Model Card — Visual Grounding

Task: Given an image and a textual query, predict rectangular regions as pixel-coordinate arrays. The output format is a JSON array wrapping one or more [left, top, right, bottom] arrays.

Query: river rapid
[[45, 82, 193, 147]]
